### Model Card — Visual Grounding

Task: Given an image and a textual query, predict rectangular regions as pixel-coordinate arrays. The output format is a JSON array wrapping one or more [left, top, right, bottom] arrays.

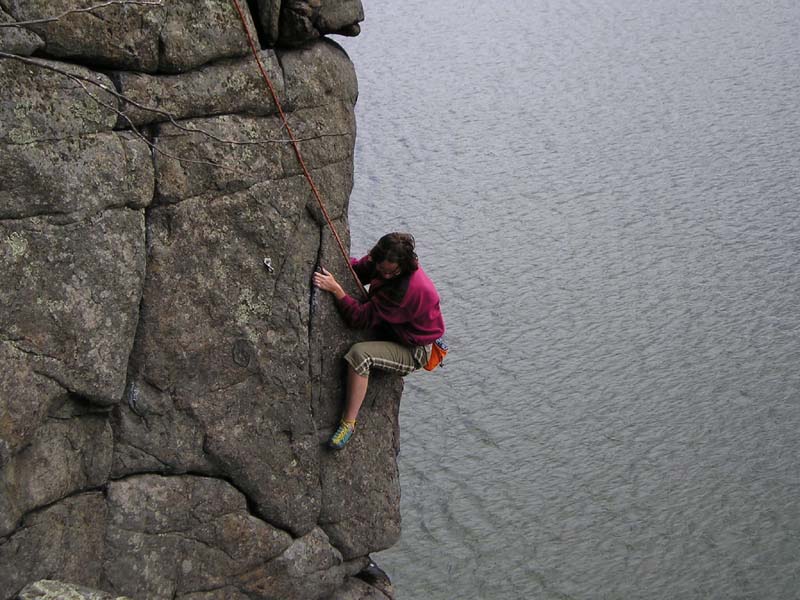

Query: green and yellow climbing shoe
[[328, 419, 356, 450]]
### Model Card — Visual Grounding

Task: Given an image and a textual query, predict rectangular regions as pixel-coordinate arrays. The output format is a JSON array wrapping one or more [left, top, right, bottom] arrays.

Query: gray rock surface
[[0, 132, 153, 220], [0, 493, 108, 597], [0, 57, 118, 143], [112, 49, 284, 127], [3, 0, 256, 73], [104, 475, 294, 598], [151, 103, 355, 204], [0, 2, 399, 598], [0, 209, 147, 404], [278, 40, 359, 111], [0, 344, 66, 466], [318, 375, 403, 559], [0, 413, 112, 536], [233, 527, 350, 599], [0, 7, 44, 56], [115, 175, 324, 535]]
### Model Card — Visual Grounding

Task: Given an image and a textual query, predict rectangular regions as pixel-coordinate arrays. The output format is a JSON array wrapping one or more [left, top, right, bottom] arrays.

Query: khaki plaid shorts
[[344, 341, 431, 377]]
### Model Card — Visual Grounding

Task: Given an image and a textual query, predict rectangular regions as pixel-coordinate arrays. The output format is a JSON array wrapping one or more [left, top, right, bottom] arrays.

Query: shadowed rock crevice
[[245, 0, 269, 48]]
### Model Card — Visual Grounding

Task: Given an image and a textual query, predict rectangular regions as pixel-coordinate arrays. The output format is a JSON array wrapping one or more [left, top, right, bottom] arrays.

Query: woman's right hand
[[313, 267, 346, 300]]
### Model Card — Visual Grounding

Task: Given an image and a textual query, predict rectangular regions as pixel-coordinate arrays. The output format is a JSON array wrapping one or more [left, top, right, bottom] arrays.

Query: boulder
[[0, 7, 44, 55], [103, 474, 293, 599], [0, 414, 112, 537], [309, 0, 364, 36], [175, 590, 251, 600], [3, 0, 257, 73], [278, 40, 359, 111], [0, 57, 117, 143], [17, 580, 131, 600], [151, 103, 355, 204], [352, 559, 395, 599], [0, 493, 108, 599], [112, 50, 284, 127], [0, 132, 153, 221], [0, 344, 67, 466], [317, 370, 403, 559], [112, 39, 357, 129], [0, 208, 146, 404], [111, 375, 215, 476], [233, 527, 349, 600], [255, 0, 364, 47]]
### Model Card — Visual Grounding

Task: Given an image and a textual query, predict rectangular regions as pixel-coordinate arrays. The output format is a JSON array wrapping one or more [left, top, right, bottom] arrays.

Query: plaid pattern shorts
[[344, 341, 431, 377]]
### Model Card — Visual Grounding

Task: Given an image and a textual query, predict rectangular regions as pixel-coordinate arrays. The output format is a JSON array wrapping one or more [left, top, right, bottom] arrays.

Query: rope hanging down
[[229, 0, 367, 299]]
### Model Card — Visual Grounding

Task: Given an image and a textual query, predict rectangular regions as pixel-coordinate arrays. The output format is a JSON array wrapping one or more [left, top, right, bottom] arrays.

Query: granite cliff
[[0, 2, 401, 598]]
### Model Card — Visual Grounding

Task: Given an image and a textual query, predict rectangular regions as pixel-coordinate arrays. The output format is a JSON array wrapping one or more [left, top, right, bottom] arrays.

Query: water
[[338, 1, 800, 598]]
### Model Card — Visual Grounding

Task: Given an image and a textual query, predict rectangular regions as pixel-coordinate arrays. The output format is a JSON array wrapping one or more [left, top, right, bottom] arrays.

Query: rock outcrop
[[1, 1, 397, 599], [18, 579, 133, 600], [254, 0, 364, 47]]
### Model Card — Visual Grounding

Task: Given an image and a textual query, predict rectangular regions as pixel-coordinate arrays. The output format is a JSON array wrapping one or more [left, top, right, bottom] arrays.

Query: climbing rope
[[229, 0, 368, 299]]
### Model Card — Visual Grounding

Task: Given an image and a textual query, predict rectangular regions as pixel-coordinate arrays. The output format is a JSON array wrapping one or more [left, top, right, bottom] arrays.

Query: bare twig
[[0, 51, 352, 147], [0, 50, 352, 184], [0, 1, 164, 28], [71, 76, 256, 178]]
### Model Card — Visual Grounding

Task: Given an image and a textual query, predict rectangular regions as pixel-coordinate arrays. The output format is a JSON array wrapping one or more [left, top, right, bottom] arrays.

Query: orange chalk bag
[[424, 338, 449, 371]]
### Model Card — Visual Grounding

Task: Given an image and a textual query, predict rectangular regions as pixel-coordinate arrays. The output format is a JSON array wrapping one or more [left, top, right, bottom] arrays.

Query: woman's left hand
[[313, 267, 346, 299]]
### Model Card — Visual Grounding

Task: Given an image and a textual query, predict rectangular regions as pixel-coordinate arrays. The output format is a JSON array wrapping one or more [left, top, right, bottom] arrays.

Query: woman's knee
[[345, 343, 372, 377]]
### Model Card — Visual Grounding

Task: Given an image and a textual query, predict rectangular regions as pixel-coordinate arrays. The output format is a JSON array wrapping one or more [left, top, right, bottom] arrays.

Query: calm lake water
[[339, 1, 800, 598]]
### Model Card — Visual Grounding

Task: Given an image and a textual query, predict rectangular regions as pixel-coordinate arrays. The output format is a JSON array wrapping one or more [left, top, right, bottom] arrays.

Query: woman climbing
[[312, 232, 446, 449]]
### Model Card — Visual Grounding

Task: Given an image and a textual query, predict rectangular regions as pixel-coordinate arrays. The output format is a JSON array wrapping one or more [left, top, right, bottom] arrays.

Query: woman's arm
[[313, 267, 403, 330]]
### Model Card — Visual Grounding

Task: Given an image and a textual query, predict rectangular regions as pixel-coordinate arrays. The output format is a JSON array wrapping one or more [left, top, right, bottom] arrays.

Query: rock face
[[1, 2, 398, 599], [255, 0, 364, 47], [2, 0, 257, 73]]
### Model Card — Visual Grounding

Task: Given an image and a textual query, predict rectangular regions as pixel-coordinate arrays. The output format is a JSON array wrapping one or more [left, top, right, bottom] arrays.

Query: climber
[[312, 232, 446, 449]]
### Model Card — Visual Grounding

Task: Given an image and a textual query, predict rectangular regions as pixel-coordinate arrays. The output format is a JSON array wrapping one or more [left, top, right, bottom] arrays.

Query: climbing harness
[[229, 0, 367, 299]]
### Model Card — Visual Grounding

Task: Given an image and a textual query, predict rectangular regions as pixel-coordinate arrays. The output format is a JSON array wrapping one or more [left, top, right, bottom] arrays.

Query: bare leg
[[343, 365, 369, 422]]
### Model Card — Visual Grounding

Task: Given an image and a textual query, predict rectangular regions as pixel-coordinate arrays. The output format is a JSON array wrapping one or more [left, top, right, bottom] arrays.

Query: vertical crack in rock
[[309, 224, 327, 511], [309, 224, 324, 415], [111, 130, 157, 479], [119, 207, 149, 406]]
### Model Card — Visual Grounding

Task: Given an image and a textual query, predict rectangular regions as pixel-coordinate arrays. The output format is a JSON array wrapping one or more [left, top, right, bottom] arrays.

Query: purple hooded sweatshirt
[[336, 255, 445, 347]]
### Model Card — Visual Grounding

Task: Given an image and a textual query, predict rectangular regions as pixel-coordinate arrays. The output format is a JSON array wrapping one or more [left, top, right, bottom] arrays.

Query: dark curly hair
[[369, 232, 419, 274]]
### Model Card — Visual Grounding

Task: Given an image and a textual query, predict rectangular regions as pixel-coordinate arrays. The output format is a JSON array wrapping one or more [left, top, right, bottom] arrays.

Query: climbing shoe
[[328, 420, 356, 450]]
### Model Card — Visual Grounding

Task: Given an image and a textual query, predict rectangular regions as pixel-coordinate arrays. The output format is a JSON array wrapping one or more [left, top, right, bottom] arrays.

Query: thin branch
[[75, 71, 351, 182], [0, 1, 164, 28], [0, 51, 352, 147], [0, 50, 271, 177], [72, 77, 257, 178]]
